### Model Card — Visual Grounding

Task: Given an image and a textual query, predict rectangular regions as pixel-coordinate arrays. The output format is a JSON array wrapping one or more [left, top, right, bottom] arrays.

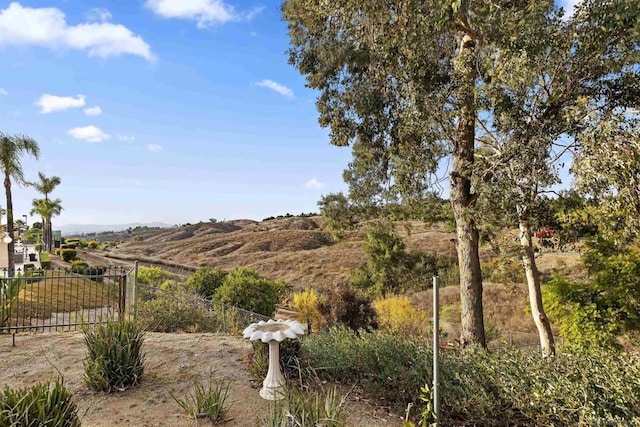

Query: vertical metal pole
[[433, 276, 440, 425], [132, 261, 139, 320]]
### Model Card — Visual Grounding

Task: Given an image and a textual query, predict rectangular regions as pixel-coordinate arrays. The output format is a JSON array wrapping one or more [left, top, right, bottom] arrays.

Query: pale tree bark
[[451, 33, 486, 348], [518, 217, 555, 356]]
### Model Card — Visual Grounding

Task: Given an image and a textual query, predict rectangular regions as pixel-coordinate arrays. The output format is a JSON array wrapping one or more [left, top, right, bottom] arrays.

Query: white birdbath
[[243, 319, 306, 400]]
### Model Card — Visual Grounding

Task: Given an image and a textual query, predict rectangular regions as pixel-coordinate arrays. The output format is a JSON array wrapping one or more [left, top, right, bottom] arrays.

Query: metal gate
[[0, 266, 135, 333]]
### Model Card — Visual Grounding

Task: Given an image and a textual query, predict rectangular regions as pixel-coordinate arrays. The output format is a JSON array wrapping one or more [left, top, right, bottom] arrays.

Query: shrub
[[70, 260, 89, 273], [291, 288, 324, 332], [185, 267, 227, 299], [171, 376, 231, 424], [87, 240, 98, 249], [373, 296, 428, 335], [39, 252, 51, 269], [137, 266, 172, 286], [138, 285, 220, 332], [60, 249, 77, 262], [0, 378, 80, 426], [34, 243, 42, 252], [302, 328, 640, 425], [83, 320, 146, 392], [213, 268, 289, 316], [318, 286, 377, 332]]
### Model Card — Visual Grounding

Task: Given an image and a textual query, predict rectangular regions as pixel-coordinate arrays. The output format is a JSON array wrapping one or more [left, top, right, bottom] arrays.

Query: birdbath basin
[[243, 319, 305, 400]]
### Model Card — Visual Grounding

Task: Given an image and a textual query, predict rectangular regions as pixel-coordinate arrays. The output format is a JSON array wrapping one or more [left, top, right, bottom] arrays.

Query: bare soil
[[0, 331, 404, 426]]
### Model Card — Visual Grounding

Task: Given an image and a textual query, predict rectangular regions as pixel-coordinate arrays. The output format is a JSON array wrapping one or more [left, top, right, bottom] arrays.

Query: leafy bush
[[213, 268, 289, 316], [482, 255, 525, 284], [60, 249, 77, 262], [373, 296, 428, 335], [544, 237, 640, 349], [0, 378, 80, 426], [39, 252, 51, 269], [34, 243, 42, 252], [137, 266, 172, 286], [185, 267, 227, 299], [87, 240, 98, 249], [70, 260, 89, 273], [260, 386, 346, 427], [291, 288, 324, 332], [302, 328, 640, 425], [83, 320, 146, 392], [171, 376, 231, 424], [138, 284, 220, 333], [318, 286, 377, 332]]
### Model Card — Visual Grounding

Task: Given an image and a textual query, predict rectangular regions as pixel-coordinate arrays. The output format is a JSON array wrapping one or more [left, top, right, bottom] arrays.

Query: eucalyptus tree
[[31, 172, 62, 251], [0, 133, 40, 277], [284, 0, 559, 347], [474, 0, 640, 355]]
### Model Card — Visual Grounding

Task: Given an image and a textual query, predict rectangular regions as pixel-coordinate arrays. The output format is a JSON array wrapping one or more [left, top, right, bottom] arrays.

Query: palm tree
[[31, 198, 62, 253], [31, 172, 61, 251], [0, 133, 40, 277]]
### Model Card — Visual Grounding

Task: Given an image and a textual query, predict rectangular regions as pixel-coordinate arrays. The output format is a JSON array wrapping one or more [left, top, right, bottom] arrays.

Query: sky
[[0, 0, 579, 227]]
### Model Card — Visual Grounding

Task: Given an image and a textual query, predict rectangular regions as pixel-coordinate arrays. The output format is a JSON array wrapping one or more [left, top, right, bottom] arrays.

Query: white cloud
[[0, 88, 7, 96], [86, 8, 112, 23], [84, 106, 102, 116], [67, 125, 110, 143], [117, 134, 136, 142], [35, 94, 85, 113], [0, 2, 154, 61], [145, 0, 263, 28], [304, 178, 325, 190], [147, 144, 162, 152], [255, 79, 294, 100]]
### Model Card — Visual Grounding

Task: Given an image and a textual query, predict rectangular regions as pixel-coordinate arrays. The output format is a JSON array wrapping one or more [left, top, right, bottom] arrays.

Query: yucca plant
[[259, 386, 346, 427], [0, 378, 80, 426], [171, 376, 232, 423], [83, 319, 146, 392]]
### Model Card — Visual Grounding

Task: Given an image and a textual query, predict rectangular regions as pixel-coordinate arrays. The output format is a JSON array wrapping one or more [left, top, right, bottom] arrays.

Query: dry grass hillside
[[100, 216, 583, 335]]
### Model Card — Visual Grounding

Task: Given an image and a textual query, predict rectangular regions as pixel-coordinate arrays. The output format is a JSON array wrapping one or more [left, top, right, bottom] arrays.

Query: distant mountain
[[59, 222, 173, 236]]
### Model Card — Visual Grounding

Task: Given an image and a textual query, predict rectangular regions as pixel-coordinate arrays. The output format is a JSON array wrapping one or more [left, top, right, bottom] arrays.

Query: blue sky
[[0, 0, 578, 227]]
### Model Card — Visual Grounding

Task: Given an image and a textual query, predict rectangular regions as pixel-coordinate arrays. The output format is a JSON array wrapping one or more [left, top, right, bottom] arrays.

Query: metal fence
[[0, 266, 133, 333]]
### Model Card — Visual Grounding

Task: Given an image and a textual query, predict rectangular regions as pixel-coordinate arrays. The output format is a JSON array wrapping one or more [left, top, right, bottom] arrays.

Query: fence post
[[132, 261, 138, 319], [433, 276, 440, 426], [119, 273, 126, 318]]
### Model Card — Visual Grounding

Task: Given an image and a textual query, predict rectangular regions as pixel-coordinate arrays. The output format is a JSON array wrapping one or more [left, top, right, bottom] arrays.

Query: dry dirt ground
[[0, 331, 404, 427]]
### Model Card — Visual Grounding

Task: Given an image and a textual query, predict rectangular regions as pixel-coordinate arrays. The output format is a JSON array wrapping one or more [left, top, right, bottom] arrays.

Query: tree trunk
[[450, 33, 486, 348], [518, 217, 555, 357], [4, 172, 14, 278]]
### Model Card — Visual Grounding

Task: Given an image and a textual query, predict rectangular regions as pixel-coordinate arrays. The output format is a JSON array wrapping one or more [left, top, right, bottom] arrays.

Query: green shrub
[[60, 249, 77, 262], [317, 286, 377, 332], [171, 376, 231, 423], [87, 240, 98, 249], [260, 386, 346, 427], [137, 266, 172, 286], [543, 237, 640, 349], [185, 267, 227, 299], [302, 328, 640, 425], [83, 320, 146, 393], [34, 243, 42, 252], [213, 268, 289, 316], [39, 252, 51, 269], [138, 286, 220, 332], [0, 378, 80, 427], [70, 260, 89, 273]]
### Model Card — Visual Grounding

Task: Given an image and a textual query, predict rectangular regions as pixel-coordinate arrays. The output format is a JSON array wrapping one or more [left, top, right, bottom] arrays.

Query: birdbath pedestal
[[243, 319, 305, 400]]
